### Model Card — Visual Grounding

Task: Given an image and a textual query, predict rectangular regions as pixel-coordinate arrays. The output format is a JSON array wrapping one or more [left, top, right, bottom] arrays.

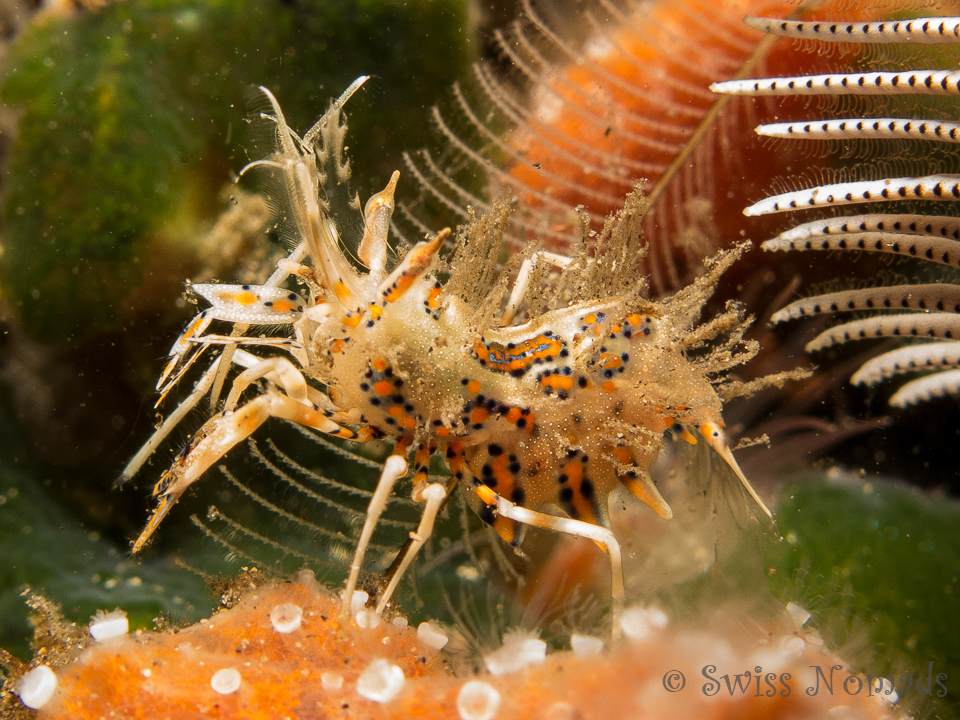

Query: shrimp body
[[319, 272, 725, 539]]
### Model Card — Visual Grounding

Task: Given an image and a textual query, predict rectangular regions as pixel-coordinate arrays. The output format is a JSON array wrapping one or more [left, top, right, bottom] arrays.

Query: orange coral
[[25, 572, 901, 720]]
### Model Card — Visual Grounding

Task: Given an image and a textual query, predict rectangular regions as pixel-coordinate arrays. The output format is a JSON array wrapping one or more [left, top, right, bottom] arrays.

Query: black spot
[[478, 505, 496, 526], [559, 486, 574, 503], [515, 418, 527, 429], [488, 444, 504, 456], [580, 478, 595, 500], [511, 488, 526, 506], [508, 461, 521, 474]]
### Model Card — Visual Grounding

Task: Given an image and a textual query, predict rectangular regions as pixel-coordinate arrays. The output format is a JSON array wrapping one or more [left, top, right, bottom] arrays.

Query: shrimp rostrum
[[126, 80, 772, 628]]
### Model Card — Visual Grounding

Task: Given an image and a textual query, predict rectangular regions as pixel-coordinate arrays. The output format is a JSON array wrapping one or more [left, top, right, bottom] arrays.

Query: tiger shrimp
[[123, 79, 771, 634]]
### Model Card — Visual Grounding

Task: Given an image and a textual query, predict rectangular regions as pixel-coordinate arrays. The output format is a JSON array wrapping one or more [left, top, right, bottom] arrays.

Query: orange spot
[[475, 485, 497, 505], [427, 286, 442, 310], [467, 380, 482, 395], [370, 305, 383, 321], [540, 374, 575, 391], [524, 412, 536, 432], [183, 315, 206, 337], [700, 423, 722, 441], [403, 417, 417, 430], [382, 230, 448, 303], [388, 406, 404, 418], [436, 427, 451, 438], [271, 300, 294, 313], [491, 454, 517, 490], [470, 407, 490, 425], [236, 291, 258, 306], [329, 339, 344, 354], [342, 313, 363, 328], [563, 459, 584, 486], [601, 381, 616, 393], [612, 446, 633, 465], [374, 381, 394, 397], [583, 313, 597, 324], [333, 281, 353, 304], [626, 313, 643, 325], [505, 408, 523, 423], [372, 358, 388, 372], [493, 516, 517, 544]]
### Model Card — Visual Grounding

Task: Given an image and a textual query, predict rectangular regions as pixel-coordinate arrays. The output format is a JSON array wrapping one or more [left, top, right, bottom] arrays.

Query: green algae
[[770, 472, 960, 720], [0, 430, 215, 660]]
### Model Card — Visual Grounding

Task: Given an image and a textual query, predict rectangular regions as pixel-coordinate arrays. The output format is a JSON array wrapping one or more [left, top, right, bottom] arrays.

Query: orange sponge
[[22, 572, 902, 720]]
